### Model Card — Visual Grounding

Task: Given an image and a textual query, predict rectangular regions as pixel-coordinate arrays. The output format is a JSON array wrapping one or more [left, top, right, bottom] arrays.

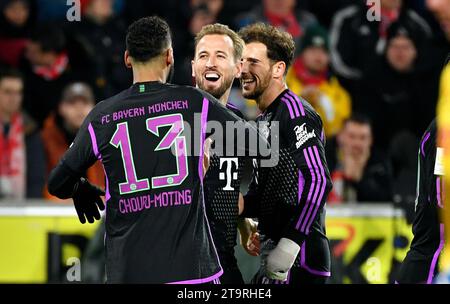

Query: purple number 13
[[110, 114, 188, 194]]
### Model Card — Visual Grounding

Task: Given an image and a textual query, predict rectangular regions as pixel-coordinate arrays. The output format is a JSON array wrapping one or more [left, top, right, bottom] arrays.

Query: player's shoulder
[[86, 87, 132, 120], [165, 83, 211, 100], [425, 119, 437, 134], [420, 118, 437, 158], [422, 119, 437, 142], [165, 83, 226, 107], [226, 103, 246, 120], [422, 118, 437, 145], [278, 89, 322, 125]]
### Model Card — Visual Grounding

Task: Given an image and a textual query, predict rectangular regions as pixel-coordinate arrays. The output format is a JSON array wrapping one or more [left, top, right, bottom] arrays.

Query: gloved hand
[[266, 238, 300, 281], [72, 177, 105, 224]]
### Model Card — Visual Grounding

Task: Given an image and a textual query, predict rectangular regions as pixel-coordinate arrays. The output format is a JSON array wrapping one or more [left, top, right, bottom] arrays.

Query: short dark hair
[[344, 113, 372, 128], [0, 67, 22, 83], [238, 23, 295, 74], [30, 24, 66, 53], [126, 16, 172, 63]]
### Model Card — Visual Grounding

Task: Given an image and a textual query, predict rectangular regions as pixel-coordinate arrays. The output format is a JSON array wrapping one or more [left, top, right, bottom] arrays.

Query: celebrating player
[[238, 23, 333, 284], [191, 23, 251, 284]]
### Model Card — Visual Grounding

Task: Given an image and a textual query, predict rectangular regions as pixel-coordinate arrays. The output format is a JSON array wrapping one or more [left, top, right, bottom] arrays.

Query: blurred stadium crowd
[[0, 0, 449, 208]]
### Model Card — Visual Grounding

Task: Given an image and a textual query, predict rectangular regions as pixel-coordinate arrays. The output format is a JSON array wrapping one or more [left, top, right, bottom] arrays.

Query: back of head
[[238, 22, 295, 74], [126, 16, 172, 63]]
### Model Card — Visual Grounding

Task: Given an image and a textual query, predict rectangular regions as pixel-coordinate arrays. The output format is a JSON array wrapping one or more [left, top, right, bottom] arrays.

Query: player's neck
[[257, 82, 287, 112], [219, 87, 232, 106], [132, 63, 167, 84]]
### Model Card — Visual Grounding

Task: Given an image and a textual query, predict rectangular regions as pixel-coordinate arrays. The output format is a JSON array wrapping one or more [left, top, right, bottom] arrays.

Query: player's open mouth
[[241, 77, 255, 89], [204, 72, 221, 83]]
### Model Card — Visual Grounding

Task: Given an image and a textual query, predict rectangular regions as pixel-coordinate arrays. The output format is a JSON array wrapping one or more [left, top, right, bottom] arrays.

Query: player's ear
[[191, 59, 196, 78], [124, 50, 132, 69], [272, 61, 286, 79], [166, 47, 174, 66], [234, 57, 243, 78]]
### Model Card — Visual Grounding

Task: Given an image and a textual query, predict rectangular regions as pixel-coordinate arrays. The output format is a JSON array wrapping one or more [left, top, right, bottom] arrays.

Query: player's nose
[[206, 55, 217, 68]]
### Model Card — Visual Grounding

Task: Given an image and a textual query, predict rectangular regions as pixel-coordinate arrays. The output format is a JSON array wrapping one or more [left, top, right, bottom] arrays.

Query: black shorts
[[252, 266, 328, 284], [396, 249, 440, 284]]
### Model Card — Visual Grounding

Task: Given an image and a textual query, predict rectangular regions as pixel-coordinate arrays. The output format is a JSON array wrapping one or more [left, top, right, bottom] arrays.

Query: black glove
[[72, 177, 105, 224]]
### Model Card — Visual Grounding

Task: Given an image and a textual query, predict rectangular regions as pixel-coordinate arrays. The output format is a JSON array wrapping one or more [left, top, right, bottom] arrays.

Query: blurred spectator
[[426, 0, 450, 64], [427, 0, 450, 41], [301, 0, 353, 28], [122, 0, 175, 26], [354, 22, 437, 152], [41, 82, 104, 200], [0, 68, 45, 199], [326, 114, 393, 203], [21, 24, 89, 127], [286, 25, 351, 138], [235, 0, 317, 53], [0, 0, 36, 67], [67, 0, 131, 100], [36, 0, 124, 22], [172, 0, 225, 85], [330, 0, 432, 91]]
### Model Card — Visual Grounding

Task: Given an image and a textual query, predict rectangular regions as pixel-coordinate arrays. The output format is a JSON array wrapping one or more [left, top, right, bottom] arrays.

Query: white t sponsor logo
[[219, 158, 238, 191], [294, 123, 316, 149]]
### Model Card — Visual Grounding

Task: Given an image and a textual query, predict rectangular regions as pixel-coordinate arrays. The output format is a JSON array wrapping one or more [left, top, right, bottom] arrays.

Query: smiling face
[[192, 34, 241, 100], [240, 42, 274, 100]]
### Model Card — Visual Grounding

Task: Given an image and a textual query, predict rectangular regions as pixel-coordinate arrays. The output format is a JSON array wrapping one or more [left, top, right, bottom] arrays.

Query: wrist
[[277, 238, 301, 257]]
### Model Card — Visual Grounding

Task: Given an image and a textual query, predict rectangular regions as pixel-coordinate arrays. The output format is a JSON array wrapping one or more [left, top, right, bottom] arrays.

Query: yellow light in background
[[437, 63, 450, 268]]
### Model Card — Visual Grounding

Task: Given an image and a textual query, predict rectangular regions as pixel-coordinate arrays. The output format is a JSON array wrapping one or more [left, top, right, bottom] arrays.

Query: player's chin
[[242, 86, 257, 99], [199, 80, 220, 92]]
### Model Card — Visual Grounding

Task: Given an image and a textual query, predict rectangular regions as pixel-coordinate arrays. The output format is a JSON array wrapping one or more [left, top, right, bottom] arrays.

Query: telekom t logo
[[219, 158, 238, 191]]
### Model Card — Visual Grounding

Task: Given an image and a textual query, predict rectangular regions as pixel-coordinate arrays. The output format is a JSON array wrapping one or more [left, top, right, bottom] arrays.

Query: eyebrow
[[243, 57, 261, 63], [197, 50, 229, 56]]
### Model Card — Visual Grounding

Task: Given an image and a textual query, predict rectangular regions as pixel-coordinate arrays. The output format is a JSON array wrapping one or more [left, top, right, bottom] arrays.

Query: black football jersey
[[203, 103, 246, 267], [55, 81, 261, 283], [243, 89, 333, 277], [411, 120, 445, 255]]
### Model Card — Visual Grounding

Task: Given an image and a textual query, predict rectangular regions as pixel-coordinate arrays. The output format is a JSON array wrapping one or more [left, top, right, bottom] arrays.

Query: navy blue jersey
[[54, 81, 260, 283], [243, 89, 333, 277], [203, 103, 246, 269]]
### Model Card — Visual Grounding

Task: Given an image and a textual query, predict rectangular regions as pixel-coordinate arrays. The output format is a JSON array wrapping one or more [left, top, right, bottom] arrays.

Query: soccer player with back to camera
[[47, 16, 265, 284]]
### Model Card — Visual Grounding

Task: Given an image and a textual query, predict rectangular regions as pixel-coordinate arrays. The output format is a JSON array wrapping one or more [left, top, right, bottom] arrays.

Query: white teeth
[[205, 73, 220, 80], [242, 79, 254, 84]]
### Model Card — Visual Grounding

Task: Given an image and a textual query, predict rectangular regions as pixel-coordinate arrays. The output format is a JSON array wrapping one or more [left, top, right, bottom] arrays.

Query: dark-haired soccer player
[[396, 119, 445, 284], [238, 23, 333, 284], [191, 23, 251, 284], [47, 16, 264, 284]]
